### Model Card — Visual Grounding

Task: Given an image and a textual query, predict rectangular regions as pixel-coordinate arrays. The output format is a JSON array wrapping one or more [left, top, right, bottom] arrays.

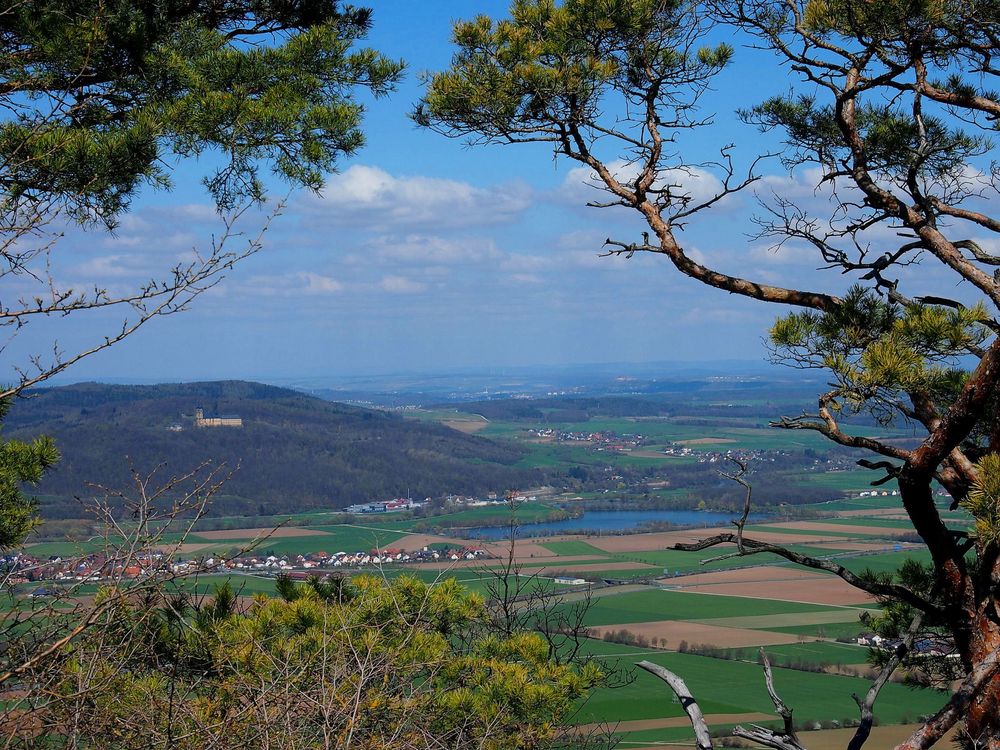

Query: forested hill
[[6, 381, 540, 518]]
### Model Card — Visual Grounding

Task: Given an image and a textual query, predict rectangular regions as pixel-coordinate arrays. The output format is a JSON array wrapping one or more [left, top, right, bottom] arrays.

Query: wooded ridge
[[6, 381, 541, 517]]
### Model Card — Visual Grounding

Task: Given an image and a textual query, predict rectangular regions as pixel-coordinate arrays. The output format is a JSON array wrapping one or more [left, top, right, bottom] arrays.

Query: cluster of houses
[[3, 543, 493, 591], [527, 428, 646, 452], [229, 545, 489, 571], [659, 445, 791, 463], [3, 550, 171, 585]]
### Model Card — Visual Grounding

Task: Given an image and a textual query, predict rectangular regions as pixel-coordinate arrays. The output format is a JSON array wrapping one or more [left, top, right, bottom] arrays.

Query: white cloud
[[299, 272, 345, 294], [71, 254, 149, 279], [506, 273, 544, 285], [301, 165, 532, 230], [240, 272, 344, 297], [380, 275, 427, 294], [370, 234, 503, 265]]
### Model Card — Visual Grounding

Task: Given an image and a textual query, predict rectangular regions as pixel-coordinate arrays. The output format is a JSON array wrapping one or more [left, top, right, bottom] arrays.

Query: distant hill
[[5, 381, 540, 518]]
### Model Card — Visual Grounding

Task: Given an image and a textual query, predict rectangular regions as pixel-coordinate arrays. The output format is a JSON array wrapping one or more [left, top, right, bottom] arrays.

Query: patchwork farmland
[[23, 501, 949, 749]]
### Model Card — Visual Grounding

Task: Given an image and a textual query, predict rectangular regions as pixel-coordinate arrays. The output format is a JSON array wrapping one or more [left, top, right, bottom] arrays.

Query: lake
[[459, 509, 757, 539]]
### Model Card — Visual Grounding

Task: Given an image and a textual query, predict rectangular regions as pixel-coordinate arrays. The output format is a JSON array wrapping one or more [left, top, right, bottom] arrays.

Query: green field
[[821, 517, 916, 530], [574, 589, 841, 626], [792, 472, 899, 493], [764, 620, 868, 640], [484, 417, 910, 453], [834, 549, 933, 574], [721, 640, 869, 665], [575, 639, 947, 731]]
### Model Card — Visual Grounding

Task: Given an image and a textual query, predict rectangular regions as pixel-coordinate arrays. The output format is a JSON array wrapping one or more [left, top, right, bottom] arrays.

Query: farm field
[[568, 588, 846, 626], [465, 413, 915, 454], [22, 469, 952, 748], [571, 640, 947, 745]]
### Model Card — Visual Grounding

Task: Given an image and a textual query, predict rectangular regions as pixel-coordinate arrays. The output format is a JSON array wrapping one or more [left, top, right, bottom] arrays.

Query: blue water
[[460, 509, 757, 540]]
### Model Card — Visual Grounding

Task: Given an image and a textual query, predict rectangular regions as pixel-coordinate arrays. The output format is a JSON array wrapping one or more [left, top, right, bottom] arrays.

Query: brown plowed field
[[417, 554, 610, 570], [663, 566, 825, 586], [583, 527, 854, 553], [682, 578, 875, 606], [796, 724, 956, 750], [694, 610, 866, 629], [777, 521, 910, 536], [481, 540, 563, 558], [585, 529, 729, 552], [394, 533, 471, 549], [587, 620, 802, 648], [662, 567, 876, 606]]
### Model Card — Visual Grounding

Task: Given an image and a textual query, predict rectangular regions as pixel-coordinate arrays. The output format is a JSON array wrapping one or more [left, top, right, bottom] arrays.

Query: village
[[3, 543, 493, 590], [527, 428, 646, 451]]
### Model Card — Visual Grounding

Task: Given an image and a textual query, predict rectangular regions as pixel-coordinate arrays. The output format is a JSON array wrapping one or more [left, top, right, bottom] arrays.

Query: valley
[[4, 372, 962, 748]]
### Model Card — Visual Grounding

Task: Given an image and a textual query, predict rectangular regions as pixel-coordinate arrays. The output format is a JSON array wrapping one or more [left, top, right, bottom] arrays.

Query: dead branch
[[718, 457, 752, 553], [636, 660, 713, 750], [731, 650, 806, 750]]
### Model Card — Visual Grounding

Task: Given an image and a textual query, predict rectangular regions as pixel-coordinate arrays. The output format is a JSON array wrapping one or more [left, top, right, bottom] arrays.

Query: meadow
[[573, 640, 946, 736]]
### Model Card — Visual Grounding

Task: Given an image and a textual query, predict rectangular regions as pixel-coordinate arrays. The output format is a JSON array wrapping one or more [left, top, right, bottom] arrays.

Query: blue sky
[[13, 2, 981, 385]]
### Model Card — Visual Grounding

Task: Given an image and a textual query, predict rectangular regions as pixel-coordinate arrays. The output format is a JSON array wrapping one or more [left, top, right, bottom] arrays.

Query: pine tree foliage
[[0, 398, 59, 548], [0, 0, 403, 222], [22, 575, 603, 750], [0, 1, 403, 401]]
